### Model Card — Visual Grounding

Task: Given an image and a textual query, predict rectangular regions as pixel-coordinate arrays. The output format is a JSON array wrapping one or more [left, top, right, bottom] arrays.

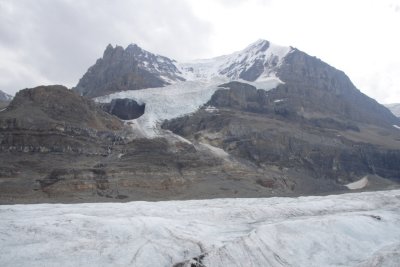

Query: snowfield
[[1, 190, 400, 267]]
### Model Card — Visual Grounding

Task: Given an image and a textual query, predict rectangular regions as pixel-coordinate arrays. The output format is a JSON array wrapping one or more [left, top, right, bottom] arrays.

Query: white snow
[[237, 76, 284, 91], [274, 98, 285, 103], [1, 190, 400, 267], [345, 176, 369, 190], [393, 124, 400, 130]]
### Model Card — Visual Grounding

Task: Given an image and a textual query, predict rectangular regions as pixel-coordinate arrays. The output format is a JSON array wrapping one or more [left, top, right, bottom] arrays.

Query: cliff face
[[276, 49, 399, 127]]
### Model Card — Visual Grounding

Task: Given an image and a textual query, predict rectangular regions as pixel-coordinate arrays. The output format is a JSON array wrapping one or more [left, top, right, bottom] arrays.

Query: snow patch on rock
[[345, 176, 369, 190]]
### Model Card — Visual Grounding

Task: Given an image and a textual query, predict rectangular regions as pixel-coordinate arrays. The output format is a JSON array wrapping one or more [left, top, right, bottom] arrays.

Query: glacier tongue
[[1, 190, 400, 267], [96, 78, 228, 137]]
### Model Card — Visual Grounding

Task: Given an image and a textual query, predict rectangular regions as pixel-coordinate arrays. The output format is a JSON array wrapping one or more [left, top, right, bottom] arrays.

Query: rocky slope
[[276, 49, 399, 127], [164, 81, 400, 184], [0, 85, 124, 154]]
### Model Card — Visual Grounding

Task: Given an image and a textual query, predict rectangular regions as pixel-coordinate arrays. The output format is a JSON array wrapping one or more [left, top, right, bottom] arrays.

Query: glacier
[[95, 78, 228, 137], [1, 190, 400, 267]]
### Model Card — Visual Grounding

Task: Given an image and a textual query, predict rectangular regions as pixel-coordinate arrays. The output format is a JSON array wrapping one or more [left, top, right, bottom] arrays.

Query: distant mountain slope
[[0, 90, 12, 102], [385, 103, 400, 117]]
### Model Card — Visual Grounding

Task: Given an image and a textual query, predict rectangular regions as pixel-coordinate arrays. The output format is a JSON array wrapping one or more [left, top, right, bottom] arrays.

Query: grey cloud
[[0, 0, 211, 95]]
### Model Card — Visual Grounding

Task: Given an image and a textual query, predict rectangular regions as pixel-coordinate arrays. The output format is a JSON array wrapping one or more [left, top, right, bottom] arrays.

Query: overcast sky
[[0, 0, 399, 103]]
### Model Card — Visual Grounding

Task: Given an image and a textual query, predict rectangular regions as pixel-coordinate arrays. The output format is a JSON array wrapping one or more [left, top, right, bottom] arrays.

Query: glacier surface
[[1, 190, 400, 267], [96, 78, 228, 137]]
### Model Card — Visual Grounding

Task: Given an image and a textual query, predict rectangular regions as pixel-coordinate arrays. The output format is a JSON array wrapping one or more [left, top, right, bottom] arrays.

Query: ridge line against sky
[[0, 0, 399, 103]]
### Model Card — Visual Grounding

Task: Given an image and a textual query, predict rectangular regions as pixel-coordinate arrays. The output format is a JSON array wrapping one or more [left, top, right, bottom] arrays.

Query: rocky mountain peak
[[73, 43, 185, 98]]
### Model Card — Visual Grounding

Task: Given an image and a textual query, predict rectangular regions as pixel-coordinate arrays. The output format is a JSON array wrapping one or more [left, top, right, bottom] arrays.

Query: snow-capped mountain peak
[[178, 39, 292, 82]]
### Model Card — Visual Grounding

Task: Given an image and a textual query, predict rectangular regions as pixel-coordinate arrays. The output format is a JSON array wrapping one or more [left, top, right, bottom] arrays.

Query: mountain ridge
[[73, 39, 293, 97], [74, 39, 399, 128], [0, 39, 399, 203]]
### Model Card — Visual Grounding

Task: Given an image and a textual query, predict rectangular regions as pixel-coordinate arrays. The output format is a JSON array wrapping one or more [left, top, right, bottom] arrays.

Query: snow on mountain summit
[[178, 39, 292, 81]]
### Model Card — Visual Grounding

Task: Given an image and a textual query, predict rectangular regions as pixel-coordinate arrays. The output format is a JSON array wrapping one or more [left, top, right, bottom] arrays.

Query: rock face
[[276, 49, 399, 127], [73, 44, 185, 98], [5, 85, 123, 131], [100, 98, 145, 120]]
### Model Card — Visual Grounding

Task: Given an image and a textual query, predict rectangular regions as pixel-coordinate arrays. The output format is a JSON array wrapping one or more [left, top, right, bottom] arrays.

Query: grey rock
[[276, 49, 400, 127], [0, 85, 124, 154], [100, 98, 145, 120]]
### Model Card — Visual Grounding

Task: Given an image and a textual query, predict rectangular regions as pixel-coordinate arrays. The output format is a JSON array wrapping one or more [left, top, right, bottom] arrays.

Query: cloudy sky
[[0, 0, 399, 103]]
